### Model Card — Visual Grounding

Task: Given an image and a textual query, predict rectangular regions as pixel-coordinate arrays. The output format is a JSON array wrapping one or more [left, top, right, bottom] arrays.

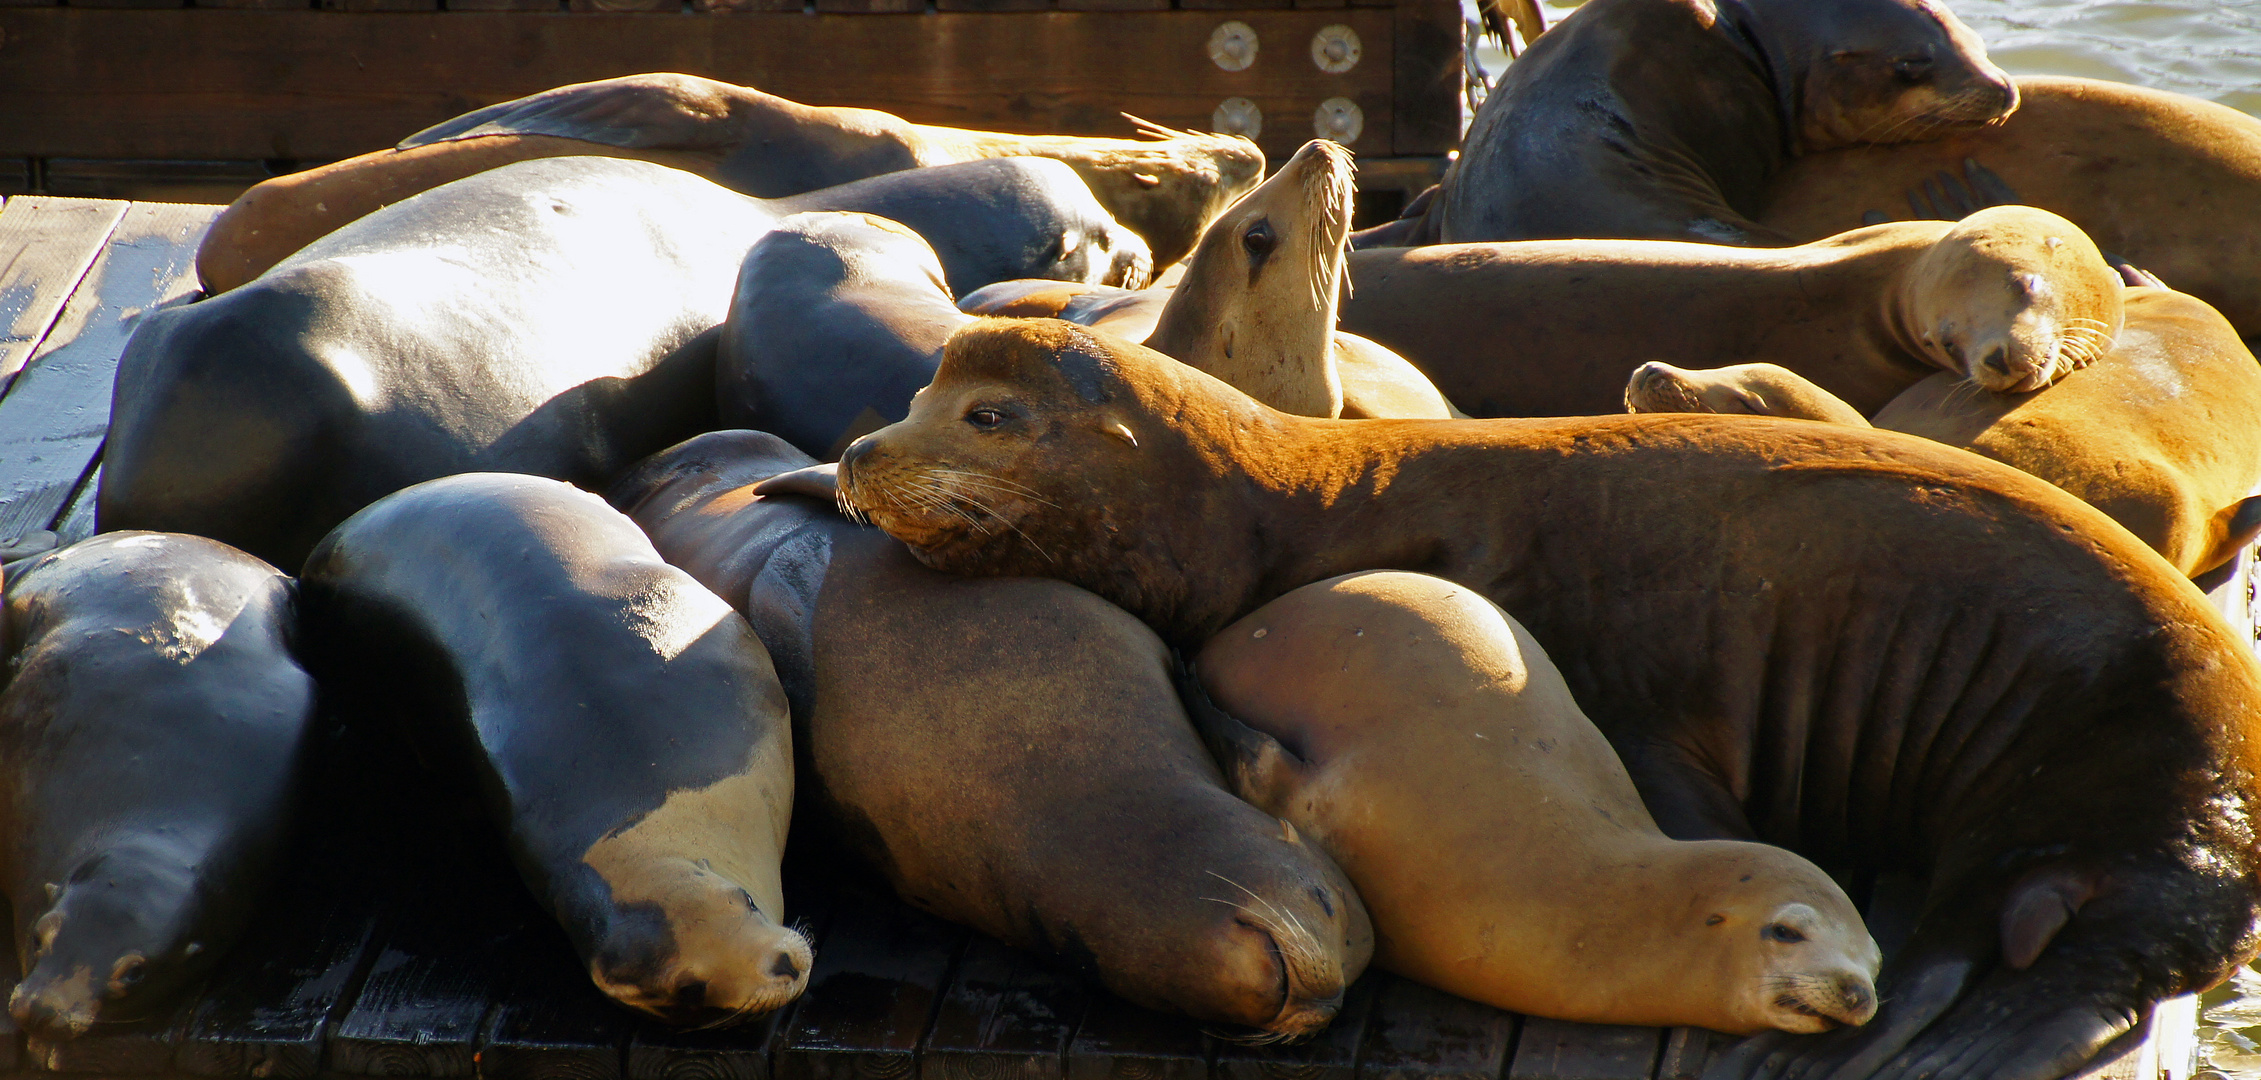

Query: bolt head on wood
[[1213, 97, 1264, 138], [1311, 25, 1361, 73], [1314, 97, 1363, 143], [1208, 21, 1258, 71]]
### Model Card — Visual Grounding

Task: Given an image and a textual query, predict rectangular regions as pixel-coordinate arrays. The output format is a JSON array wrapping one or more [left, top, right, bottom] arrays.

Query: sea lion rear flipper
[[398, 74, 739, 152], [1172, 658, 1313, 810], [1906, 159, 2022, 221]]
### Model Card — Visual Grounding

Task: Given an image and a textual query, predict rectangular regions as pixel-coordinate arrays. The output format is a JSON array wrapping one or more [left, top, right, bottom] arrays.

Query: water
[[1469, 1, 2261, 1075]]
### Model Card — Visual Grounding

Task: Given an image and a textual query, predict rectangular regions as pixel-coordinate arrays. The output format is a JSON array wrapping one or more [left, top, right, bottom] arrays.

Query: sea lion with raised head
[[0, 533, 316, 1041], [1627, 288, 2261, 580], [1759, 77, 2261, 335], [1341, 205, 2125, 417], [836, 318, 2261, 1080], [606, 430, 1371, 1038], [1376, 0, 2016, 247], [1186, 570, 1881, 1032], [104, 154, 1144, 570], [299, 473, 808, 1025], [196, 74, 1257, 292]]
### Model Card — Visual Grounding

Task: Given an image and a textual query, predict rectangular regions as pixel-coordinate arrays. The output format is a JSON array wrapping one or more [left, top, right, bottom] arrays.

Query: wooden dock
[[0, 194, 2212, 1080]]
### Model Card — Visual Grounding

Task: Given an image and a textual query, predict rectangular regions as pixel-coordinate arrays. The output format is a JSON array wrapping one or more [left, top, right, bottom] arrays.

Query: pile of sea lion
[[5, 1, 2261, 1078]]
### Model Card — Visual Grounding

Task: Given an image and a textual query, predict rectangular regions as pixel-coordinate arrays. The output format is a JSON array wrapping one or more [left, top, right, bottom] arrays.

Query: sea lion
[[103, 154, 1142, 570], [1386, 0, 2016, 247], [1627, 289, 2261, 579], [196, 73, 1259, 292], [966, 140, 1459, 419], [0, 533, 316, 1040], [1185, 571, 1880, 1032], [1340, 205, 2126, 417], [606, 430, 1371, 1038], [298, 473, 808, 1025], [836, 318, 2261, 1080], [1759, 77, 2261, 335]]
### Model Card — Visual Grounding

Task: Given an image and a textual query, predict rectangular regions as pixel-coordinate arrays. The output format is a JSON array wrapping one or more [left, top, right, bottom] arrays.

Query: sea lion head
[[1625, 361, 1872, 426], [1899, 205, 2124, 393], [10, 842, 220, 1040], [1072, 117, 1267, 271], [1690, 843, 1883, 1035], [1149, 139, 1357, 418], [582, 855, 814, 1026], [1743, 0, 2018, 152]]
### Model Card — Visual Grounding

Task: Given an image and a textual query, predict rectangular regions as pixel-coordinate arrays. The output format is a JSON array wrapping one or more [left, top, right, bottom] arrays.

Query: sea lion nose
[[1981, 346, 2011, 376], [1837, 976, 1878, 1026]]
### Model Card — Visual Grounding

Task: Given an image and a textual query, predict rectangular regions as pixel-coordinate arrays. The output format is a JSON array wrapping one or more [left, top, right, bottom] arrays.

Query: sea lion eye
[[1892, 55, 1935, 83], [1243, 220, 1277, 261], [966, 407, 1008, 429], [1763, 923, 1808, 944]]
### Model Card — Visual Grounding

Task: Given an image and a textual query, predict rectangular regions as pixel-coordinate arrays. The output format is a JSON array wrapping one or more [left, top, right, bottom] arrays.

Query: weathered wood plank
[[1355, 975, 1516, 1080], [48, 464, 97, 547], [477, 921, 636, 1080], [0, 200, 212, 547], [1504, 1020, 1659, 1080], [623, 906, 832, 1080], [1211, 975, 1379, 1080], [922, 936, 1092, 1080], [1064, 993, 1209, 1080], [450, 0, 565, 11], [0, 195, 126, 382], [772, 889, 965, 1080], [0, 9, 1401, 163], [935, 0, 1050, 13], [1652, 1029, 1732, 1080], [1389, 0, 1460, 155], [43, 158, 275, 204]]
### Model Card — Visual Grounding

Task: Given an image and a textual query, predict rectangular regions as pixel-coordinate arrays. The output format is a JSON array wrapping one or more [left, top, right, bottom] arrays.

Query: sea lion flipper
[[752, 463, 841, 504], [2209, 495, 2261, 573], [398, 75, 738, 153], [1998, 866, 2101, 971], [1173, 659, 1312, 808]]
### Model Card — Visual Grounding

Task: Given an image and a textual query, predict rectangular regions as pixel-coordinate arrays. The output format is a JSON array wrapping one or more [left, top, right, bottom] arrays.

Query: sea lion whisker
[[929, 467, 1056, 505], [1202, 871, 1325, 973]]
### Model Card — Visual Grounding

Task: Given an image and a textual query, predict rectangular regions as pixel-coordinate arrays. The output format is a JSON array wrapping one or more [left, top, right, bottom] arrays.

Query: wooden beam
[[0, 9, 1399, 164], [0, 196, 124, 381], [1389, 0, 1459, 154]]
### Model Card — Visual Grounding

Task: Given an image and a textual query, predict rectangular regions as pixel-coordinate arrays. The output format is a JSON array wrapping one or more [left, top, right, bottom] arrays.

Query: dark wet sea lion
[[1760, 77, 2261, 335], [607, 430, 1372, 1038], [1340, 205, 2124, 417], [1628, 289, 2261, 579], [836, 318, 2261, 1080], [196, 74, 1259, 292], [104, 155, 1142, 570], [1391, 0, 2016, 247], [1188, 571, 1880, 1032], [299, 473, 807, 1025], [0, 533, 315, 1040]]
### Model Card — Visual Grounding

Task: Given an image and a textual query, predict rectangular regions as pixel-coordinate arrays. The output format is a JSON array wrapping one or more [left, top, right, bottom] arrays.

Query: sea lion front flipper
[[2196, 495, 2261, 584], [398, 74, 742, 152], [752, 463, 842, 505], [1173, 659, 1314, 812]]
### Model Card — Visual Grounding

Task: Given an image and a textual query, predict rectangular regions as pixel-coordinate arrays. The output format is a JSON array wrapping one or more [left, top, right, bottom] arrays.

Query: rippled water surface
[[1477, 1, 2261, 1075]]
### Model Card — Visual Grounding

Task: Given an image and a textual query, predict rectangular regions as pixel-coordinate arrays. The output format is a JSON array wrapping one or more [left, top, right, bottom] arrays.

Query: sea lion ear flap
[[1173, 656, 1311, 809], [1999, 865, 2104, 970]]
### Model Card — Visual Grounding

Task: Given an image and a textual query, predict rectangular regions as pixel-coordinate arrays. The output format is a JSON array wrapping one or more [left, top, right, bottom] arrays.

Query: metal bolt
[[1311, 25, 1361, 74], [1208, 21, 1258, 72], [1313, 97, 1364, 144], [1214, 98, 1264, 139]]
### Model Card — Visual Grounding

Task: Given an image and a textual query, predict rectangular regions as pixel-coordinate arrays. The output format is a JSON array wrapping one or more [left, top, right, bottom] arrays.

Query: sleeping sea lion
[[1341, 205, 2125, 417], [1759, 77, 2261, 335], [0, 533, 316, 1040], [606, 430, 1371, 1038], [1626, 288, 2261, 579], [1186, 570, 1881, 1032], [835, 317, 2261, 1080], [1382, 0, 2016, 247], [196, 74, 1259, 292], [103, 155, 1143, 570], [298, 473, 807, 1025]]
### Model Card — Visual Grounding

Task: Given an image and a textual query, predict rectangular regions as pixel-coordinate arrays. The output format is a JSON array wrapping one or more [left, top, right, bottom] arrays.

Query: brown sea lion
[[1341, 205, 2125, 417], [835, 318, 2261, 1080], [964, 140, 1460, 419], [298, 473, 809, 1024], [1630, 289, 2261, 579], [1380, 0, 2016, 247], [196, 74, 1261, 293], [0, 533, 316, 1040], [1186, 570, 1881, 1032], [606, 430, 1371, 1039], [1759, 77, 2261, 335]]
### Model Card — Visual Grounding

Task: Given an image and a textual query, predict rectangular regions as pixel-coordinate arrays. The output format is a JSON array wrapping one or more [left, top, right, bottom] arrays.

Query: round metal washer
[[1214, 97, 1264, 139], [1311, 25, 1361, 73], [1208, 21, 1259, 72], [1314, 97, 1364, 143]]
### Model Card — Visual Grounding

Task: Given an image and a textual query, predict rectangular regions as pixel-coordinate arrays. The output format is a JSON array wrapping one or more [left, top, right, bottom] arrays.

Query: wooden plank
[[1050, 0, 1163, 12], [691, 0, 801, 12], [1211, 975, 1379, 1080], [811, 0, 925, 13], [921, 936, 1092, 1080], [935, 0, 1050, 12], [1064, 994, 1209, 1080], [476, 921, 635, 1080], [0, 195, 126, 381], [1356, 975, 1516, 1080], [322, 0, 441, 11], [0, 9, 1397, 165], [43, 158, 274, 204], [0, 200, 212, 548], [323, 902, 527, 1078], [567, 0, 679, 11], [0, 160, 28, 193], [45, 463, 97, 547], [1503, 1020, 1659, 1080], [198, 0, 319, 10], [772, 889, 966, 1080], [1389, 0, 1459, 155], [1652, 1029, 1732, 1080], [451, 0, 565, 11]]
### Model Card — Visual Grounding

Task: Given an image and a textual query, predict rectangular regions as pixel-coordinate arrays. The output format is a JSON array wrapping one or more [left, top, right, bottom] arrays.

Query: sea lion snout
[[9, 968, 103, 1040], [587, 875, 814, 1025]]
